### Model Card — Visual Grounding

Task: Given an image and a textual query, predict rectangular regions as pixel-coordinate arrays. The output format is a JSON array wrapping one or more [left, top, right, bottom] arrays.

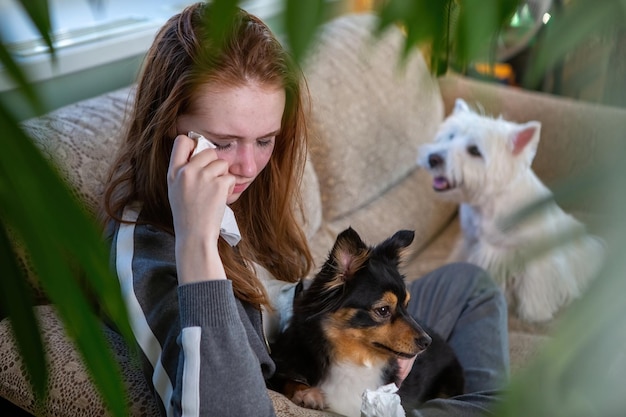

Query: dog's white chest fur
[[418, 98, 605, 322], [319, 360, 387, 417]]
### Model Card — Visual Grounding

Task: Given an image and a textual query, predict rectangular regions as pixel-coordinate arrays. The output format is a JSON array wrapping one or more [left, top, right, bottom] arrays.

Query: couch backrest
[[300, 14, 459, 263], [303, 13, 445, 223], [22, 87, 135, 216]]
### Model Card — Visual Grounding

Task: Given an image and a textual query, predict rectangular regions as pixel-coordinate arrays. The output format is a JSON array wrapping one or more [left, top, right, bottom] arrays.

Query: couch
[[1, 13, 623, 416]]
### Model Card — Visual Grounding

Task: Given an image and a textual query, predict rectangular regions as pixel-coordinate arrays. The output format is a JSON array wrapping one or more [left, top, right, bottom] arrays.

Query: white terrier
[[417, 98, 605, 322]]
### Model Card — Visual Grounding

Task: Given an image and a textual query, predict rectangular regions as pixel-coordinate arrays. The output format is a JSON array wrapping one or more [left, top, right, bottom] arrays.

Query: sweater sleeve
[[175, 281, 276, 416], [110, 205, 276, 417]]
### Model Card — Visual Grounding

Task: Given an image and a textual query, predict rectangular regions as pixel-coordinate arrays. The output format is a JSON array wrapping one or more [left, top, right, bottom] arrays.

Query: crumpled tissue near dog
[[361, 383, 406, 417]]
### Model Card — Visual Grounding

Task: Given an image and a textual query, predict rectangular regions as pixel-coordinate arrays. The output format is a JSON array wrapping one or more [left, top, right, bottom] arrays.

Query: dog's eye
[[467, 145, 482, 157], [374, 306, 391, 318]]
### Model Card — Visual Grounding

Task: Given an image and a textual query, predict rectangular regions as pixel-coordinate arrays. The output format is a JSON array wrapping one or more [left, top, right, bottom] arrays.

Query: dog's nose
[[428, 153, 443, 168], [416, 334, 432, 351]]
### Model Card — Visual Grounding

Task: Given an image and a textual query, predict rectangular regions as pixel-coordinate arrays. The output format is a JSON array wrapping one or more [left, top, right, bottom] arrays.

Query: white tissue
[[188, 131, 241, 246], [216, 208, 241, 246], [361, 383, 406, 417]]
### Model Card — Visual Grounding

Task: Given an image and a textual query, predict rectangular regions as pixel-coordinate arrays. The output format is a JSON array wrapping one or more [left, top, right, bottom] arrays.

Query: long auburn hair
[[101, 2, 313, 308]]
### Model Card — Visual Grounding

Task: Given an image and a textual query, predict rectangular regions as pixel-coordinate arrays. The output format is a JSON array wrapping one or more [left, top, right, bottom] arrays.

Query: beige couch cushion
[[0, 306, 160, 416], [13, 88, 134, 302], [298, 157, 323, 241], [21, 87, 134, 216], [303, 14, 456, 263], [304, 14, 448, 222]]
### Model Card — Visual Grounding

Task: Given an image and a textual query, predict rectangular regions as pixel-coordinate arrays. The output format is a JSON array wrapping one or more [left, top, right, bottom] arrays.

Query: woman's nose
[[232, 144, 257, 177]]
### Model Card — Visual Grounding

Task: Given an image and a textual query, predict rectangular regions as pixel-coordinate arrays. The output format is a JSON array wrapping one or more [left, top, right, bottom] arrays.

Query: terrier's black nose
[[428, 153, 443, 168]]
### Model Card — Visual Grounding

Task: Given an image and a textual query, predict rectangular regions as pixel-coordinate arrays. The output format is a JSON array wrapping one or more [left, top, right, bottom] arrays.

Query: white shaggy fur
[[417, 98, 605, 322], [319, 360, 387, 417]]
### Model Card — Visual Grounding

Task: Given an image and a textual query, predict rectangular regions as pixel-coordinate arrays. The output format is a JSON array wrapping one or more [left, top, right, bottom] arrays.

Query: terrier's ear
[[453, 98, 471, 114], [300, 228, 370, 318], [511, 121, 541, 160], [331, 227, 369, 281], [376, 230, 415, 266]]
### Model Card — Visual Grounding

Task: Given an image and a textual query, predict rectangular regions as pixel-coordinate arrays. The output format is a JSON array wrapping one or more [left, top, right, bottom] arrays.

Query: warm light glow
[[351, 0, 374, 12], [542, 13, 552, 24]]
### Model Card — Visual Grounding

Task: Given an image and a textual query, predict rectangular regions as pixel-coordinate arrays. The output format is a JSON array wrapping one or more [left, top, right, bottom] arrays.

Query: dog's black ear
[[375, 230, 415, 264], [331, 227, 369, 280], [298, 228, 370, 317]]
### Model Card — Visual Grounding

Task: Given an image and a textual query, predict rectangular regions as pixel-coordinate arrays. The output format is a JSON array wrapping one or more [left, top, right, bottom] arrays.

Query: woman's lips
[[232, 182, 249, 194]]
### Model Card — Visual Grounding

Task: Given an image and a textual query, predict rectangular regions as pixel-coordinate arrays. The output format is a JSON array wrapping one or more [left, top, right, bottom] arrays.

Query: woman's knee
[[408, 262, 505, 312], [407, 262, 508, 344], [410, 262, 493, 291]]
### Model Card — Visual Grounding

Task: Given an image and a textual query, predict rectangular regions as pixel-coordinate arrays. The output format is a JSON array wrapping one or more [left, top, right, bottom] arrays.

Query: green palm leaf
[[284, 0, 327, 63], [0, 102, 132, 416], [1, 1, 132, 415]]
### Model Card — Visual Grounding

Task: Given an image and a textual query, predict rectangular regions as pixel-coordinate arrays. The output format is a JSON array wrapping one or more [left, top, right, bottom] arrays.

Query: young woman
[[101, 3, 509, 416]]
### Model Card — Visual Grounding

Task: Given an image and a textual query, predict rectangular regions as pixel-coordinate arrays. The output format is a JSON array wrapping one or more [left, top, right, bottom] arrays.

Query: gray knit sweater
[[107, 203, 277, 416]]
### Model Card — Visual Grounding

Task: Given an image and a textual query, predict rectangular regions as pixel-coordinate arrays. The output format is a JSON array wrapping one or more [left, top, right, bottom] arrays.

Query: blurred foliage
[[0, 1, 133, 415], [374, 0, 521, 74], [524, 0, 626, 89], [1, 0, 625, 416]]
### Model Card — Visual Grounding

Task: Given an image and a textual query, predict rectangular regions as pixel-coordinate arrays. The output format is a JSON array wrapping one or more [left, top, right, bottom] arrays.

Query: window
[[0, 0, 283, 90]]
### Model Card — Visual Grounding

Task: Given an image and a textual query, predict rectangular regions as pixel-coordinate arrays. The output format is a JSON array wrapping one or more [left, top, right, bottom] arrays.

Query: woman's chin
[[226, 193, 241, 205]]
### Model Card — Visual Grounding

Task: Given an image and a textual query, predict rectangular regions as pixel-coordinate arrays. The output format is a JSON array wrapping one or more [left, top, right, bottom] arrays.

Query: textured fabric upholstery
[[304, 14, 451, 225], [22, 88, 134, 216], [303, 14, 456, 266]]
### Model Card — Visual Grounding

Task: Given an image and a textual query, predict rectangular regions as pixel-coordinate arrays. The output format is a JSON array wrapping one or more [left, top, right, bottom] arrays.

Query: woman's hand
[[167, 134, 235, 284]]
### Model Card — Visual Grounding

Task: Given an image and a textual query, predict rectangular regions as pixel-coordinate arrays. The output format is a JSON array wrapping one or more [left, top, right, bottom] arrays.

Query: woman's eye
[[374, 306, 391, 318], [257, 138, 275, 148], [214, 142, 233, 151], [467, 145, 482, 157]]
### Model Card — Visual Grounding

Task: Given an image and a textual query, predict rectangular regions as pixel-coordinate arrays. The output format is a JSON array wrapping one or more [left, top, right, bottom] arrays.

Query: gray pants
[[406, 262, 509, 416]]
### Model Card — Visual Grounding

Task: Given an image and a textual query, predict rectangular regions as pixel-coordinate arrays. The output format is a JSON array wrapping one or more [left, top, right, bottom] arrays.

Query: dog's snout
[[416, 333, 432, 351], [428, 153, 443, 169]]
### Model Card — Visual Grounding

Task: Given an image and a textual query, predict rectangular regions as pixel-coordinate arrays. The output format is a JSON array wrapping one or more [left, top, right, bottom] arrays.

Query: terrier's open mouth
[[432, 176, 453, 192]]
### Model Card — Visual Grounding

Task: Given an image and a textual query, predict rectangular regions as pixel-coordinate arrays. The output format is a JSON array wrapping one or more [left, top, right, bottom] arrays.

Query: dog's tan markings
[[323, 309, 390, 366], [378, 316, 425, 358], [284, 380, 310, 400], [405, 290, 411, 307], [323, 291, 427, 366], [369, 291, 424, 357], [291, 386, 326, 410], [372, 292, 398, 321]]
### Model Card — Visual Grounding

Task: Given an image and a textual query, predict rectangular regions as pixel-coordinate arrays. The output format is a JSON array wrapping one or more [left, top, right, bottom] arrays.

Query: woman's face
[[178, 82, 286, 204]]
